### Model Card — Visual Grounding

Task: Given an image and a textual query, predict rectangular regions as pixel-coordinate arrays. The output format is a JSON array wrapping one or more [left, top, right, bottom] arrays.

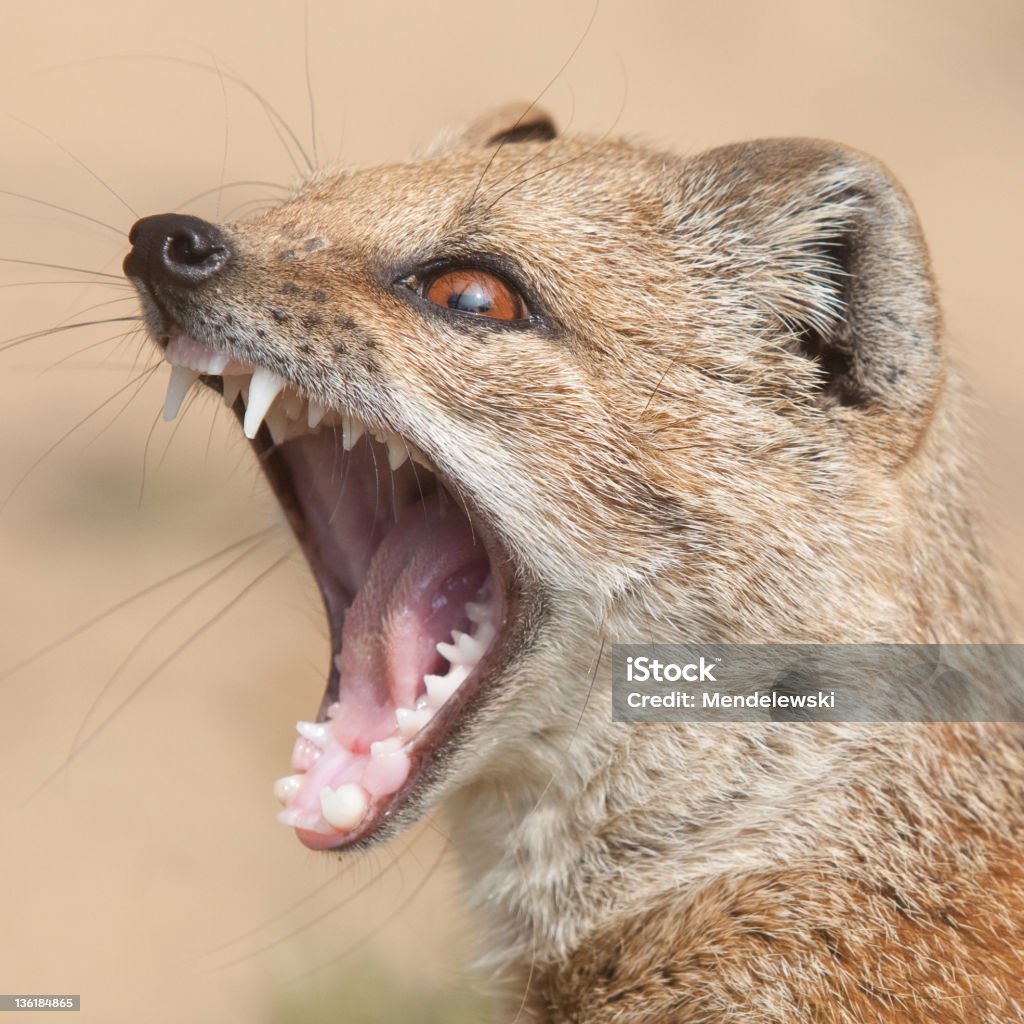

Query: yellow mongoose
[[123, 104, 1023, 1022]]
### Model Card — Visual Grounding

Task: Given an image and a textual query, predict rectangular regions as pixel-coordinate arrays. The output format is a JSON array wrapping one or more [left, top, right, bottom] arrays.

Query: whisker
[[204, 390, 221, 464], [154, 386, 203, 472], [21, 293, 142, 372], [478, 83, 581, 201], [8, 360, 147, 373], [7, 113, 139, 218], [0, 256, 124, 280], [1, 363, 158, 510], [130, 331, 154, 374], [173, 180, 290, 211], [85, 353, 163, 447], [0, 527, 275, 682], [203, 846, 407, 966], [304, 0, 320, 169], [0, 315, 142, 355], [482, 88, 627, 215], [328, 422, 355, 528], [52, 54, 314, 176], [28, 548, 292, 799], [211, 51, 230, 221], [0, 187, 126, 237], [137, 404, 164, 508], [440, 473, 479, 550], [44, 327, 144, 374], [222, 198, 282, 220], [42, 292, 137, 326], [281, 835, 448, 987], [0, 278, 131, 289], [367, 432, 383, 525], [408, 444, 430, 513], [466, 0, 599, 209], [481, 54, 628, 215], [64, 532, 274, 769]]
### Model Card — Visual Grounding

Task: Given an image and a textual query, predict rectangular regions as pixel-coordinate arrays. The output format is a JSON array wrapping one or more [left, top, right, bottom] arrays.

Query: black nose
[[123, 214, 231, 289]]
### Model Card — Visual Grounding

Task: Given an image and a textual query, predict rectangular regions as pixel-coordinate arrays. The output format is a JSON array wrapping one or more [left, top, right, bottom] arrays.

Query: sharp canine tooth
[[396, 706, 433, 739], [244, 368, 286, 438], [265, 404, 291, 445], [296, 721, 329, 747], [273, 774, 303, 805], [386, 435, 409, 470], [319, 783, 369, 830], [222, 374, 246, 408], [307, 400, 326, 429], [341, 414, 364, 450], [163, 365, 200, 421]]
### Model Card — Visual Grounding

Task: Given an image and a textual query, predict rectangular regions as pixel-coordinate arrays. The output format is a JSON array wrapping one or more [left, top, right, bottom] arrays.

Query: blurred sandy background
[[0, 1, 1021, 1021]]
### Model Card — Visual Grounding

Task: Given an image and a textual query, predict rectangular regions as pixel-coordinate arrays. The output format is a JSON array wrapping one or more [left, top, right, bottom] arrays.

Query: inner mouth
[[161, 332, 514, 851]]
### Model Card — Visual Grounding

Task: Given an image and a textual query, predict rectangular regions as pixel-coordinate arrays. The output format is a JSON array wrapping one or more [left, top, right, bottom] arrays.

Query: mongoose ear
[[426, 102, 557, 154], [468, 102, 558, 146], [679, 139, 943, 422]]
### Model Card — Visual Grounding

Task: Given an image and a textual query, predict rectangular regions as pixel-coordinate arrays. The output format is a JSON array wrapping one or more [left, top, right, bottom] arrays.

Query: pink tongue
[[329, 493, 489, 750]]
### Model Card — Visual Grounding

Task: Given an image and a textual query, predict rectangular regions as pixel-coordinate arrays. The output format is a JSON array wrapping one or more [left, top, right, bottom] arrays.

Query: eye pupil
[[422, 268, 523, 321], [448, 281, 493, 314]]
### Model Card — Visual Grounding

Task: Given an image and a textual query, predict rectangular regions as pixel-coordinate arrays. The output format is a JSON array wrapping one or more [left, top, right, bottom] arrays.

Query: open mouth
[[161, 332, 520, 851]]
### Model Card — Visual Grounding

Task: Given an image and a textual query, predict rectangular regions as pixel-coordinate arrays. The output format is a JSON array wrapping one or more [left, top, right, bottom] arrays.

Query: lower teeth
[[275, 583, 499, 834], [319, 783, 369, 830]]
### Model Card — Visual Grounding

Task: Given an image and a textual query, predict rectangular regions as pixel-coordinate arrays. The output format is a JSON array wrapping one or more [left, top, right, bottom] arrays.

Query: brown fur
[[134, 104, 1023, 1021], [533, 725, 1024, 1022]]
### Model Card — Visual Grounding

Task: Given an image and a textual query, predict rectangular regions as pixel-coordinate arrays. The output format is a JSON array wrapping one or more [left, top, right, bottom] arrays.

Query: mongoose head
[[124, 104, 953, 851]]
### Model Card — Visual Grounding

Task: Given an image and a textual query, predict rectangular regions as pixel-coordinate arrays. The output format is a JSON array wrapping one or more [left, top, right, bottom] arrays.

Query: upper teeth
[[163, 335, 503, 837], [385, 435, 408, 470], [307, 400, 327, 429], [163, 365, 200, 421], [244, 368, 287, 439], [161, 336, 424, 469]]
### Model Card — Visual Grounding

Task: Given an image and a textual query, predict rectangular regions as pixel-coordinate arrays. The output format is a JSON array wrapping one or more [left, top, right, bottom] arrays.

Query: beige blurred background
[[0, 1, 1021, 1021]]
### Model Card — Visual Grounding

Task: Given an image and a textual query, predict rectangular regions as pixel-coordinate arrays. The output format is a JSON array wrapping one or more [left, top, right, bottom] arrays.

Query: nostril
[[167, 227, 224, 269]]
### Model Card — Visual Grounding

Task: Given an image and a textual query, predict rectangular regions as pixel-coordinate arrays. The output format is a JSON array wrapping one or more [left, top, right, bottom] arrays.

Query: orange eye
[[423, 269, 525, 321]]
